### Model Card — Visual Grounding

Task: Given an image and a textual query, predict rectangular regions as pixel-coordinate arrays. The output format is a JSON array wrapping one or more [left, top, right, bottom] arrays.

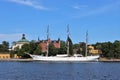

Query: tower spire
[[22, 34, 26, 39]]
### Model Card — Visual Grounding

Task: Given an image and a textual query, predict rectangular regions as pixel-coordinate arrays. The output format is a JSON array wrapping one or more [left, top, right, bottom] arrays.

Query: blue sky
[[0, 0, 120, 45]]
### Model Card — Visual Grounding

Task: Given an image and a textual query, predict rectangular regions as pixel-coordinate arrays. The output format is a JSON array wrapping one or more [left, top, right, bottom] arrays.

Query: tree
[[73, 44, 80, 49], [48, 43, 58, 56], [58, 41, 67, 54], [79, 42, 86, 56], [101, 42, 114, 58], [29, 41, 37, 54], [34, 45, 42, 55], [0, 41, 9, 52], [113, 40, 120, 58], [17, 44, 30, 58]]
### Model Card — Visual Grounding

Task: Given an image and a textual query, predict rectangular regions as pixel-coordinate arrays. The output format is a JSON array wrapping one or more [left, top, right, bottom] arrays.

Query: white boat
[[28, 54, 99, 62], [27, 27, 99, 62]]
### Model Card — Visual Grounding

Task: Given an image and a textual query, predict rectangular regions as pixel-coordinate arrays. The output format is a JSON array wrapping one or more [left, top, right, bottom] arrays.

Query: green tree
[[0, 41, 9, 52], [79, 42, 86, 56], [113, 40, 120, 58], [34, 45, 42, 55], [48, 43, 58, 56], [58, 41, 67, 54], [17, 44, 30, 58], [101, 42, 114, 58], [73, 44, 80, 49], [29, 41, 37, 54]]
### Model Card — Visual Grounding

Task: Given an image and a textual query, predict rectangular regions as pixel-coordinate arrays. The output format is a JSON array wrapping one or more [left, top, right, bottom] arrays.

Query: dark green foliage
[[14, 40, 42, 58], [79, 42, 86, 56], [0, 41, 9, 52], [73, 44, 80, 49], [34, 46, 42, 55], [58, 41, 67, 54], [48, 43, 58, 56], [29, 41, 38, 54], [15, 44, 30, 58], [95, 40, 120, 59]]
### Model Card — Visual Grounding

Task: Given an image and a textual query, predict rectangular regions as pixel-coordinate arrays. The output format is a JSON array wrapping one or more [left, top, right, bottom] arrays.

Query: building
[[0, 53, 20, 59], [39, 38, 60, 52], [0, 53, 10, 59], [88, 45, 102, 55], [12, 34, 29, 50]]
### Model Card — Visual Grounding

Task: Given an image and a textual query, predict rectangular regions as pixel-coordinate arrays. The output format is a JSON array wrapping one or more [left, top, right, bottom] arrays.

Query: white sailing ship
[[27, 26, 99, 62], [28, 54, 99, 62]]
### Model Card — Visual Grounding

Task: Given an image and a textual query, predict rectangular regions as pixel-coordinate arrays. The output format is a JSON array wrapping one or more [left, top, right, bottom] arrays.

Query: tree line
[[0, 41, 9, 52], [1, 40, 120, 59]]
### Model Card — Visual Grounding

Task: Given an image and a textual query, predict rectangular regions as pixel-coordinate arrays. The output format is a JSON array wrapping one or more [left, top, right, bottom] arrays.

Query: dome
[[17, 34, 29, 43]]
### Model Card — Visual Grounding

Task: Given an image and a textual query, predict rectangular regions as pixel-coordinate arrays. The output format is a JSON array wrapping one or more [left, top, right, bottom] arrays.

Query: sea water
[[0, 61, 120, 80]]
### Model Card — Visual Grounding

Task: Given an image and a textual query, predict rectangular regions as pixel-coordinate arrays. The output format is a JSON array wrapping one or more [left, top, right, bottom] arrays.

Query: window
[[6, 56, 8, 59]]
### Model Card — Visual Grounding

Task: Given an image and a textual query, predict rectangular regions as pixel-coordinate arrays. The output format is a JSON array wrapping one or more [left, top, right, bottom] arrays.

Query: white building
[[12, 34, 29, 50]]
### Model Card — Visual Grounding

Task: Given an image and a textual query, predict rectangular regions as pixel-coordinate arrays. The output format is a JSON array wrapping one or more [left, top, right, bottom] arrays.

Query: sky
[[0, 0, 120, 46]]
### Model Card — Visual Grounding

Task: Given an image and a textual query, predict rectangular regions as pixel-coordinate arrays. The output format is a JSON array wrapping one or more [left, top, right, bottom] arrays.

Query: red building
[[39, 38, 60, 52]]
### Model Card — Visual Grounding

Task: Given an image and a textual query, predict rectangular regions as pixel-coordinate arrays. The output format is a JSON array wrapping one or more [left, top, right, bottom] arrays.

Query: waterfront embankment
[[99, 58, 120, 62], [1, 58, 120, 62], [0, 58, 33, 62]]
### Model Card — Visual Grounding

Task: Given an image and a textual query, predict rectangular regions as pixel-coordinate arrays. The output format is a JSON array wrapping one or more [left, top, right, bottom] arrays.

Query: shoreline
[[99, 58, 120, 62], [0, 58, 120, 62], [0, 58, 33, 62]]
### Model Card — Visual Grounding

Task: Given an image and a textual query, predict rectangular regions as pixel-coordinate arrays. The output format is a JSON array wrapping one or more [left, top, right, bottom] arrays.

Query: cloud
[[74, 1, 120, 18], [8, 0, 48, 10], [73, 5, 88, 10], [0, 34, 22, 43]]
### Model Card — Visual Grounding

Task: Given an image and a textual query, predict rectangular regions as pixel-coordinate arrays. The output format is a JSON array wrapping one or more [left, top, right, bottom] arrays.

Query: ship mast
[[46, 25, 49, 56], [85, 31, 88, 57], [67, 24, 70, 56]]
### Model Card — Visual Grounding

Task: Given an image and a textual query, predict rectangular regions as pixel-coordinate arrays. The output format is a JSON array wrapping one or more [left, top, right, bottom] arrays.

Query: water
[[0, 61, 120, 80]]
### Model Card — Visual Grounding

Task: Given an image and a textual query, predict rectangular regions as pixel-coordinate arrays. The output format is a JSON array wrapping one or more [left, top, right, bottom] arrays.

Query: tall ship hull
[[27, 27, 100, 62], [30, 55, 99, 62]]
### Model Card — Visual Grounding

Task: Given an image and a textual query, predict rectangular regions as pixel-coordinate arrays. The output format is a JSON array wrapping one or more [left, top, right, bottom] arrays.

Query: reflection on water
[[0, 62, 120, 80]]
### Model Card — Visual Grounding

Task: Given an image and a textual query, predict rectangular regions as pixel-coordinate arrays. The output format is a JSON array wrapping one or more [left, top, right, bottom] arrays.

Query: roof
[[18, 39, 29, 43], [17, 34, 29, 43]]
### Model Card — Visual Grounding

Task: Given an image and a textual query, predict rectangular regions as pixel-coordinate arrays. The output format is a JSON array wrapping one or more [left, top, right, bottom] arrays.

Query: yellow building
[[0, 53, 10, 59], [0, 53, 20, 59], [88, 46, 102, 54]]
